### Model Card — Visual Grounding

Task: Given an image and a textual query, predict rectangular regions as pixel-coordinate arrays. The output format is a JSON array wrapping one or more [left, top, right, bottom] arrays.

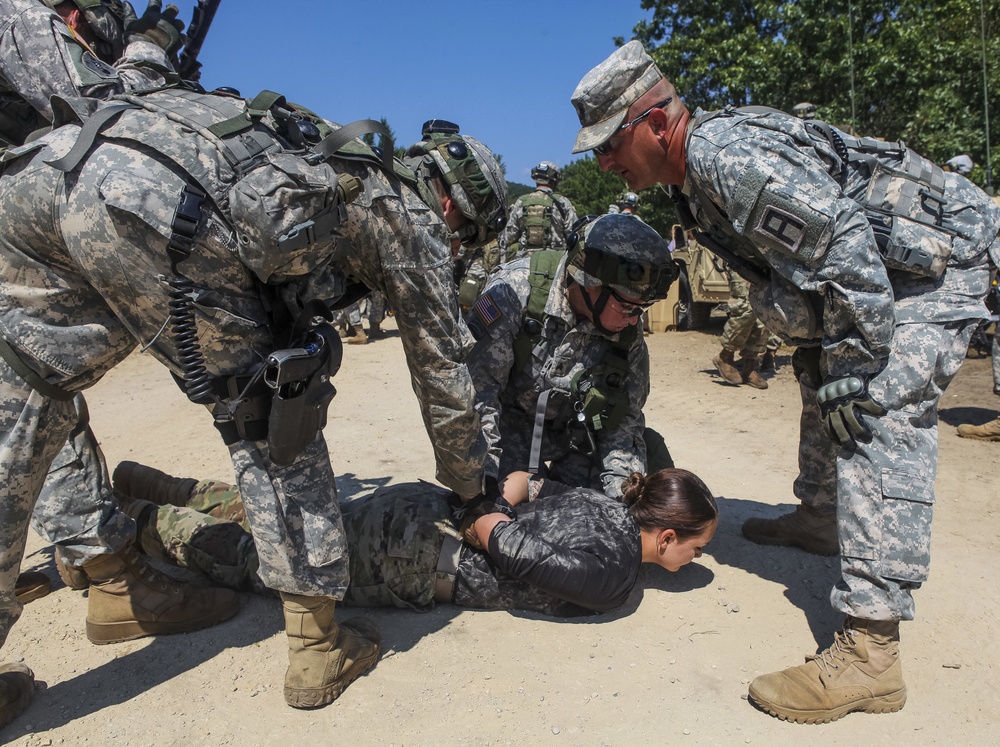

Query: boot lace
[[122, 544, 172, 592], [808, 627, 857, 678]]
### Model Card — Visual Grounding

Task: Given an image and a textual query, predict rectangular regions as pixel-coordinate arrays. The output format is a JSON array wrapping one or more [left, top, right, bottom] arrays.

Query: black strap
[[0, 336, 75, 401], [309, 119, 393, 172]]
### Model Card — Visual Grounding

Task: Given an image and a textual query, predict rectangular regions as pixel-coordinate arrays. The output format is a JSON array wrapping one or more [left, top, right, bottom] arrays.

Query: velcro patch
[[473, 293, 502, 327], [756, 206, 807, 253]]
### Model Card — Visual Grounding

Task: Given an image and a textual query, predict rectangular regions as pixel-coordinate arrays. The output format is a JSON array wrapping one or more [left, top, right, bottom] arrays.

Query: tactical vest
[[685, 106, 960, 281], [513, 250, 637, 471], [520, 189, 565, 250]]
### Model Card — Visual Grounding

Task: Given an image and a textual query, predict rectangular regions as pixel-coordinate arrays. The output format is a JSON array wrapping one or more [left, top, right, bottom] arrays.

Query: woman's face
[[660, 520, 717, 572]]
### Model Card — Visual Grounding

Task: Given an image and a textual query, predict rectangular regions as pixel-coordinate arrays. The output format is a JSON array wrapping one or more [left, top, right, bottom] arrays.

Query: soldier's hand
[[816, 376, 887, 449], [123, 0, 185, 55]]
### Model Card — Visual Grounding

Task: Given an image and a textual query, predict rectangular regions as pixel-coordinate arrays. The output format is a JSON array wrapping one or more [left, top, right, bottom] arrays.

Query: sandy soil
[[5, 316, 999, 747]]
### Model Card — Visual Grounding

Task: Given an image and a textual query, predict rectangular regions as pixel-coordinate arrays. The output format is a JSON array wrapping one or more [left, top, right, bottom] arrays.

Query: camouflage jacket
[[452, 477, 642, 616], [466, 254, 649, 498], [0, 0, 173, 146], [683, 107, 1000, 379], [498, 187, 578, 259]]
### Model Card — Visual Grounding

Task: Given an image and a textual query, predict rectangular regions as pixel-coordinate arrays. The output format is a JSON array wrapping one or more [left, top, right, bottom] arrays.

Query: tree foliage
[[618, 0, 999, 188]]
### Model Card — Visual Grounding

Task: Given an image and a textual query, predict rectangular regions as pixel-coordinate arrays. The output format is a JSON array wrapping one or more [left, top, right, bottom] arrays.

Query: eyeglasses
[[593, 98, 673, 156], [607, 288, 655, 317]]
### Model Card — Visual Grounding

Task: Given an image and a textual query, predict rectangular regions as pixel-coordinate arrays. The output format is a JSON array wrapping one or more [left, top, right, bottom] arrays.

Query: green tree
[[625, 0, 1000, 188]]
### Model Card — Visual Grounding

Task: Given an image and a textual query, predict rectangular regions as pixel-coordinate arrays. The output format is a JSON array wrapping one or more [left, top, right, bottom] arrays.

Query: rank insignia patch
[[756, 206, 806, 252]]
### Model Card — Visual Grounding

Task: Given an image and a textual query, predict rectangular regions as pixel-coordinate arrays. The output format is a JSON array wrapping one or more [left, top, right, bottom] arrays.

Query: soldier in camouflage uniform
[[572, 41, 1000, 723], [712, 269, 781, 389], [498, 160, 578, 260], [467, 213, 678, 500], [0, 3, 244, 720], [109, 462, 719, 617], [0, 87, 507, 722]]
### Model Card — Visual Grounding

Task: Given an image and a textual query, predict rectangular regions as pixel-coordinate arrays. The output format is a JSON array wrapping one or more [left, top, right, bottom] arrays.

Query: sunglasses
[[607, 288, 655, 316], [593, 98, 673, 156]]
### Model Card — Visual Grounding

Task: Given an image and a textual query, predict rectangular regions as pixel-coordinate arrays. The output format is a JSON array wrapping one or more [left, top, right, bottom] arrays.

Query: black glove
[[452, 477, 515, 549], [123, 0, 185, 55], [816, 376, 887, 448]]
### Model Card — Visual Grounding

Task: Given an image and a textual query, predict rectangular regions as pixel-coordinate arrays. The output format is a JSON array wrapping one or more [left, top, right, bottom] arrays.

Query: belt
[[433, 533, 462, 603]]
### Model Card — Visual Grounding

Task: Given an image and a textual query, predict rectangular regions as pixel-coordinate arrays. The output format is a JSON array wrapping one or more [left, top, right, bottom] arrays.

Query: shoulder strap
[[512, 250, 563, 375]]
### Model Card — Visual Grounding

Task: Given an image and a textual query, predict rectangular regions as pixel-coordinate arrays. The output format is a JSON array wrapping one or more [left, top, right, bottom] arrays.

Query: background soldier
[[498, 160, 577, 259], [467, 213, 678, 500], [572, 41, 1000, 723], [0, 88, 506, 724], [712, 269, 778, 389]]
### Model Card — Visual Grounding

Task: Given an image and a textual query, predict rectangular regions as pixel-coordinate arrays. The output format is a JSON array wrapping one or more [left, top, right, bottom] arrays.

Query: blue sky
[[165, 0, 652, 184]]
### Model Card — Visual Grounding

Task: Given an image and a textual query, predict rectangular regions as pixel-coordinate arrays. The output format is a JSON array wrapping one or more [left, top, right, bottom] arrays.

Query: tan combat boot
[[740, 356, 768, 389], [0, 663, 34, 728], [112, 461, 198, 506], [748, 618, 906, 723], [368, 321, 384, 340], [14, 571, 51, 604], [55, 550, 90, 590], [956, 414, 1000, 442], [281, 592, 380, 708], [347, 327, 368, 345], [83, 544, 239, 644], [742, 504, 838, 556], [712, 348, 743, 385]]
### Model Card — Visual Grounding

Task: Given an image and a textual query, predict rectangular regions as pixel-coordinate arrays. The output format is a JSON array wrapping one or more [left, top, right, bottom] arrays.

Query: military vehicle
[[669, 224, 730, 329]]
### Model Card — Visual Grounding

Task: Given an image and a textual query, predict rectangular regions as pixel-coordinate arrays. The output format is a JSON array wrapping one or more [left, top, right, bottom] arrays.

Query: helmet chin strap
[[581, 286, 615, 336]]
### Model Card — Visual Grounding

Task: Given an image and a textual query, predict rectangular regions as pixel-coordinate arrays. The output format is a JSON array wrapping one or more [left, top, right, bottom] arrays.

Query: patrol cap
[[571, 41, 665, 154], [567, 213, 678, 302]]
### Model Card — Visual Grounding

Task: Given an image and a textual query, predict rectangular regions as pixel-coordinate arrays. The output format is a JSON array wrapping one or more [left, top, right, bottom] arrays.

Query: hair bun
[[621, 472, 645, 506]]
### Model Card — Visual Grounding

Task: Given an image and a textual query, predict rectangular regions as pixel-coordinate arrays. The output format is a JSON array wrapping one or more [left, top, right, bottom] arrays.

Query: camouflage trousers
[[794, 319, 977, 621], [132, 480, 454, 610], [721, 273, 780, 357]]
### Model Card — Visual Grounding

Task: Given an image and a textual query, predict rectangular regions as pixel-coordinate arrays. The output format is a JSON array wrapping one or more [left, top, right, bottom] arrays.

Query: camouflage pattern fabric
[[720, 270, 772, 358], [467, 254, 650, 499], [993, 324, 1000, 394], [498, 188, 578, 260], [0, 0, 173, 145], [0, 88, 484, 652], [682, 107, 1000, 620], [1, 0, 175, 568]]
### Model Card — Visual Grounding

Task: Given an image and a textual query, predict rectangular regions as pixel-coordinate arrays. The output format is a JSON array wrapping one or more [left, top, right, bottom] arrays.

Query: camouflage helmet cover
[[567, 213, 678, 301], [792, 102, 817, 120], [531, 160, 561, 186], [407, 126, 509, 248], [617, 191, 640, 210]]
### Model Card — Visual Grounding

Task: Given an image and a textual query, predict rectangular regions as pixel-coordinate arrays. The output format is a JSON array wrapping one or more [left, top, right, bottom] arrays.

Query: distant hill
[[507, 181, 533, 203]]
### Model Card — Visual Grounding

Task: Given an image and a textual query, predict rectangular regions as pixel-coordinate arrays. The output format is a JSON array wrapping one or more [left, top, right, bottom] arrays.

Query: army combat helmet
[[567, 213, 678, 330], [531, 160, 561, 187], [616, 191, 640, 212], [405, 120, 509, 248]]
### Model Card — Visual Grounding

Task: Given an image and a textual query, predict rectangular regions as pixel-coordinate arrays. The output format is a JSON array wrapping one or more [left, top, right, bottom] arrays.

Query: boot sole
[[740, 530, 839, 556], [748, 686, 906, 724], [956, 433, 1000, 441], [85, 596, 240, 644], [284, 642, 380, 709], [15, 576, 51, 605]]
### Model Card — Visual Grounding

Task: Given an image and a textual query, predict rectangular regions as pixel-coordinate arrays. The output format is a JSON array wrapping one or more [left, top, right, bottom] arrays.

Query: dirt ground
[[5, 316, 999, 747]]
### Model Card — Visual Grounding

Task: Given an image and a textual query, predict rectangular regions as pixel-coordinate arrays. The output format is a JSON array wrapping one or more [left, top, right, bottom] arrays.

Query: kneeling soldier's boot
[[83, 544, 239, 644], [742, 504, 838, 556], [281, 592, 380, 709], [0, 663, 34, 728], [956, 414, 1000, 441], [748, 618, 906, 724], [712, 348, 743, 385], [113, 461, 199, 506], [56, 549, 90, 590], [740, 356, 768, 389]]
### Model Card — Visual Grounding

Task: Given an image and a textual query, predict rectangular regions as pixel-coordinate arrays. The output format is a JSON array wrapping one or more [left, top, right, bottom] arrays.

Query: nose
[[596, 151, 616, 171]]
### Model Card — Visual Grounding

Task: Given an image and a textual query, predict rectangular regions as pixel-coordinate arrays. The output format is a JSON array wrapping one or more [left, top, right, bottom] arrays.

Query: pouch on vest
[[861, 149, 954, 279]]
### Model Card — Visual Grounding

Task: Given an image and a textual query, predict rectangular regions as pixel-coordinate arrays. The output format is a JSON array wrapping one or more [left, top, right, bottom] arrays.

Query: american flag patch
[[473, 293, 502, 327]]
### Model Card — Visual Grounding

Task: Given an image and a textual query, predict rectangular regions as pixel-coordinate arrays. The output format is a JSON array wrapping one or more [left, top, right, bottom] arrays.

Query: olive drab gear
[[404, 119, 508, 248], [520, 189, 562, 250], [512, 250, 639, 471]]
